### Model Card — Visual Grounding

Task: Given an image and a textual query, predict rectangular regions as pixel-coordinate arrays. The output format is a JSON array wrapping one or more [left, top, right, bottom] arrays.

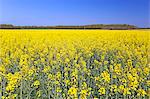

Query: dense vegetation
[[0, 30, 149, 98], [0, 24, 138, 29]]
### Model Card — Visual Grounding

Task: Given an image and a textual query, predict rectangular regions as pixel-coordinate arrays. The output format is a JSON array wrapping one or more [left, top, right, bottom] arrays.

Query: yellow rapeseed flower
[[98, 87, 106, 95], [68, 86, 77, 97], [33, 80, 40, 86]]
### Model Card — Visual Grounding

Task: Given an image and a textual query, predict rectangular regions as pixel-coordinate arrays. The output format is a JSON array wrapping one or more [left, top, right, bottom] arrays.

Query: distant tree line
[[0, 24, 139, 29]]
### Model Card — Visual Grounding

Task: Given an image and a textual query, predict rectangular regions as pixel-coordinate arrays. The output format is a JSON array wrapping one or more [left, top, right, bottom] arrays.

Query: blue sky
[[0, 0, 149, 27]]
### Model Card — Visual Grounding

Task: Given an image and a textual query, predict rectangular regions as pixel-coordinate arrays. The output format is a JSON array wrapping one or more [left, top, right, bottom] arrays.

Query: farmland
[[0, 30, 149, 98]]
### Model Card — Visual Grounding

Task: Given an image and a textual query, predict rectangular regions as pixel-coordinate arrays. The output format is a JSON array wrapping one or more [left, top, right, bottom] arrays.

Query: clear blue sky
[[0, 0, 149, 27]]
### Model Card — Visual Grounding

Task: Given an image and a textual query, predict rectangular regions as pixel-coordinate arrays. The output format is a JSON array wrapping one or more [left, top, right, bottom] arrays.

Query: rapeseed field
[[0, 30, 149, 98]]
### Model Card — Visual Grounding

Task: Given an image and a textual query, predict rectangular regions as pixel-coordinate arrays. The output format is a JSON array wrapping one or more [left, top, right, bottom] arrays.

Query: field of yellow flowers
[[0, 30, 149, 99]]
